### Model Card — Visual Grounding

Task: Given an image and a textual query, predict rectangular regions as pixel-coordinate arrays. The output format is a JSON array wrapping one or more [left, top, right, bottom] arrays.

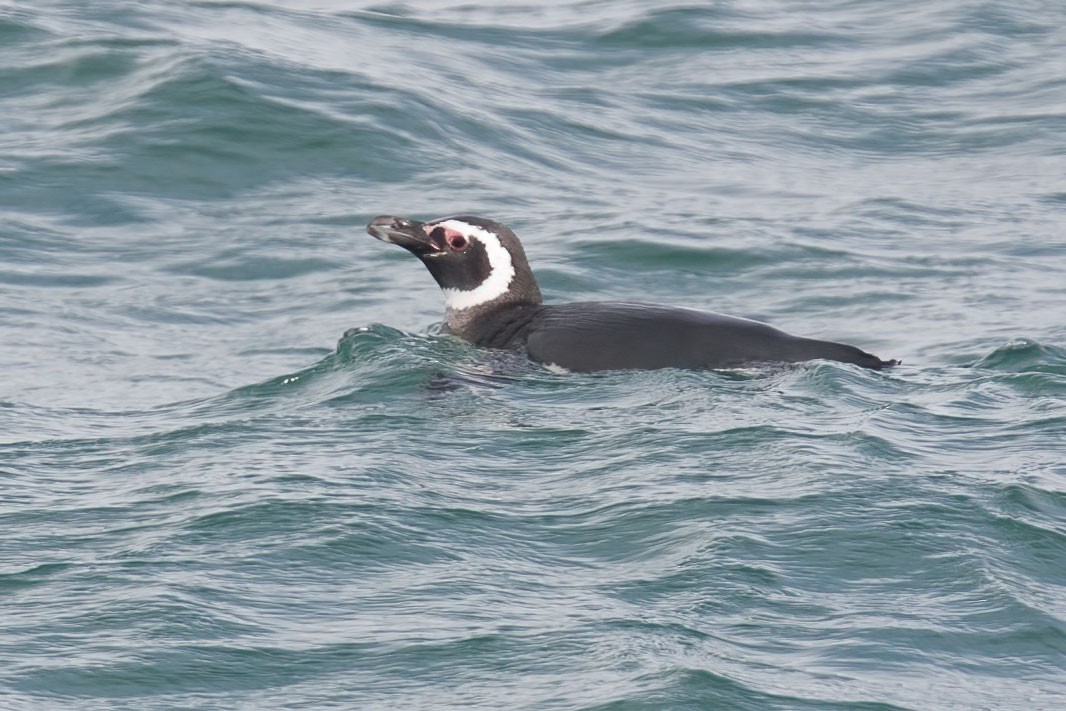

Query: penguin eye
[[447, 234, 469, 252]]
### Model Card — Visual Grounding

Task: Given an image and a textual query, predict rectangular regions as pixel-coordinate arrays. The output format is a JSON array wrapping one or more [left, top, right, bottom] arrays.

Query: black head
[[367, 215, 542, 318]]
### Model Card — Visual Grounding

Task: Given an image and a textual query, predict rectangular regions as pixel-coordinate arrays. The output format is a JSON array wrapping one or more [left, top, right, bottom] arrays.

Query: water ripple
[[3, 1, 1066, 709]]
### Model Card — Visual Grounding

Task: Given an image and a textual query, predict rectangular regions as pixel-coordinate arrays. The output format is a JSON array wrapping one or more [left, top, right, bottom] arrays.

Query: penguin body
[[367, 215, 897, 372]]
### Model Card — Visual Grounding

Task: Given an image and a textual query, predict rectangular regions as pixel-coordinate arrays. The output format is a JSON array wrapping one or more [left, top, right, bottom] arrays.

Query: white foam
[[435, 219, 516, 311]]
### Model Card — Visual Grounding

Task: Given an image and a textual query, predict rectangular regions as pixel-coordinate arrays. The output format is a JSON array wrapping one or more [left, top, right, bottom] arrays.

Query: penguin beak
[[367, 215, 443, 256]]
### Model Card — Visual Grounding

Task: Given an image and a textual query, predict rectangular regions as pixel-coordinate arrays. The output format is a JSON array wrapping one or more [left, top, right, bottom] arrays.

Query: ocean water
[[2, 1, 1065, 708]]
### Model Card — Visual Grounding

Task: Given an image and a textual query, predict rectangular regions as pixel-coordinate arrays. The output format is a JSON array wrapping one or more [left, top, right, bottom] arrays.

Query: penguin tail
[[842, 349, 899, 371], [864, 356, 900, 371], [799, 338, 899, 371]]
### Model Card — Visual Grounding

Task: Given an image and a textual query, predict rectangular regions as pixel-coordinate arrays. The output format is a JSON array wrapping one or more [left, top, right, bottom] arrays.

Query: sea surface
[[2, 1, 1065, 709]]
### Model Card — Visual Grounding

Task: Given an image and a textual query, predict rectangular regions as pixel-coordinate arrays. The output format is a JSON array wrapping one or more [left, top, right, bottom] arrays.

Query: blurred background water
[[2, 1, 1065, 709]]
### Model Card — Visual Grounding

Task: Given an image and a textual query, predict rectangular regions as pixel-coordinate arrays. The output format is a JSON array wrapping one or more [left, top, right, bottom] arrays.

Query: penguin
[[367, 215, 898, 372]]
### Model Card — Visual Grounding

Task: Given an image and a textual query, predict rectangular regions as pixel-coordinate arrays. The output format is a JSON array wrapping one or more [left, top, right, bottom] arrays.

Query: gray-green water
[[2, 2, 1065, 709]]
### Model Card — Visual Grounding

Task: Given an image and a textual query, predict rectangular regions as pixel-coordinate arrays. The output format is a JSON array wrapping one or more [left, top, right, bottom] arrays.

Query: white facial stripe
[[433, 219, 515, 311]]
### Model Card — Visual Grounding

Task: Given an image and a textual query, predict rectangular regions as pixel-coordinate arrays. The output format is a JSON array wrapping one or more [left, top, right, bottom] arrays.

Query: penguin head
[[368, 215, 543, 319]]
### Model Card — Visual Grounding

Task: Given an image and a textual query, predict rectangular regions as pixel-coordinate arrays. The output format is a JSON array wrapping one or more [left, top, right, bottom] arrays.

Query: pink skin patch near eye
[[425, 225, 469, 251]]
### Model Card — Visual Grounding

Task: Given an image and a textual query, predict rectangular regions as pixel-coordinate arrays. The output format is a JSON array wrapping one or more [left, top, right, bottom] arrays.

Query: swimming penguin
[[367, 215, 898, 372]]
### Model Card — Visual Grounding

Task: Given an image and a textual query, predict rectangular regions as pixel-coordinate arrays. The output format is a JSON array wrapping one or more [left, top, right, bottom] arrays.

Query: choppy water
[[2, 1, 1065, 709]]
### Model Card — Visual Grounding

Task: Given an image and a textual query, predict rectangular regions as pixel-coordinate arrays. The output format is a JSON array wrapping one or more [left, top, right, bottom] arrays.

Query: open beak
[[367, 215, 442, 256]]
